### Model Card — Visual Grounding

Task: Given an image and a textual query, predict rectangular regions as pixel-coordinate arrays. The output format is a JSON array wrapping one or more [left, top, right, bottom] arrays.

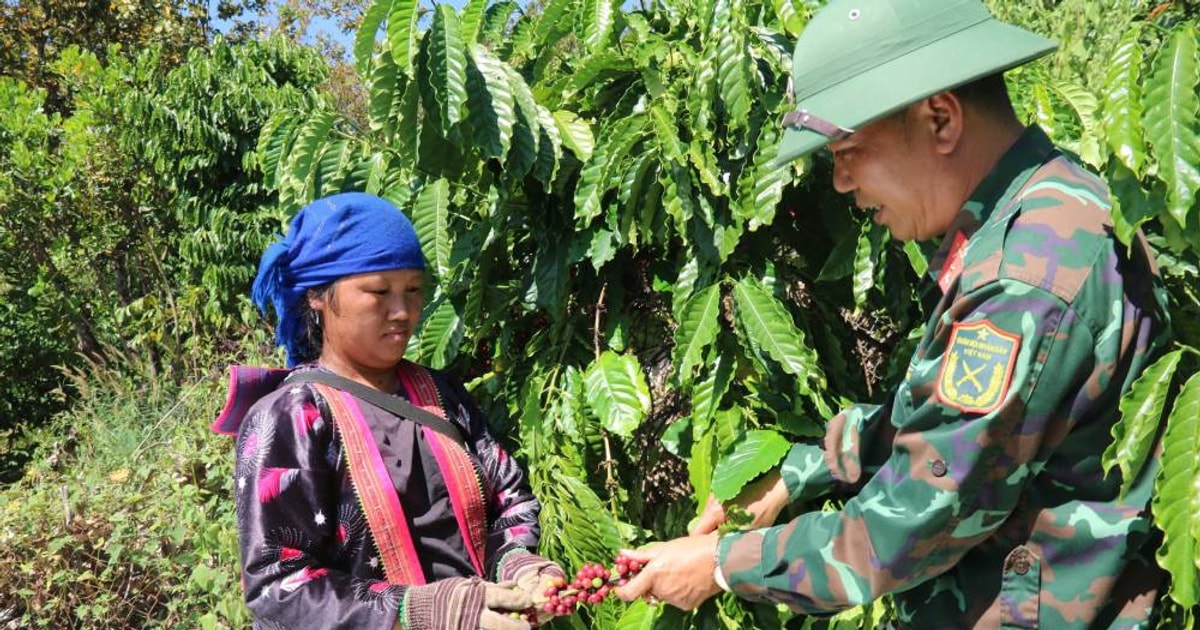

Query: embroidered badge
[[935, 320, 1020, 414]]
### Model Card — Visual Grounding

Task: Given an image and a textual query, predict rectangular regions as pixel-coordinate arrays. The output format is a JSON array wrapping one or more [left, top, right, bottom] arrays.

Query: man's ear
[[920, 92, 964, 155]]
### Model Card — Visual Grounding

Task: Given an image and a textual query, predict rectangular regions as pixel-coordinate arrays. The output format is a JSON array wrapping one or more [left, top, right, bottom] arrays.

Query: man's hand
[[613, 533, 723, 611], [690, 470, 789, 535]]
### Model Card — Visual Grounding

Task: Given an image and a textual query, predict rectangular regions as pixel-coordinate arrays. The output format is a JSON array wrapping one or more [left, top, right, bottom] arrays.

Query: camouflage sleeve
[[719, 279, 1095, 613], [781, 401, 897, 503]]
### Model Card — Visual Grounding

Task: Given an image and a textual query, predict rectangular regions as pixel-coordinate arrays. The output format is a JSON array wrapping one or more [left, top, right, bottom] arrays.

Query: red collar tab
[[937, 232, 968, 294]]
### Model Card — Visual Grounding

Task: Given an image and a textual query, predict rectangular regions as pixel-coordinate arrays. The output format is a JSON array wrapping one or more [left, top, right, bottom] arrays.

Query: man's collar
[[960, 125, 1055, 226], [927, 125, 1056, 286]]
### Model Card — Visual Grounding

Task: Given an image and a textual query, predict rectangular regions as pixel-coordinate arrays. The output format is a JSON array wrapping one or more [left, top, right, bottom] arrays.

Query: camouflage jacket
[[719, 126, 1173, 629]]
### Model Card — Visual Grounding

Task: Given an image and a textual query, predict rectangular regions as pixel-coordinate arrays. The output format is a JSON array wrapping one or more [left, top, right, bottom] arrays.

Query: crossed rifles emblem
[[937, 322, 1018, 413]]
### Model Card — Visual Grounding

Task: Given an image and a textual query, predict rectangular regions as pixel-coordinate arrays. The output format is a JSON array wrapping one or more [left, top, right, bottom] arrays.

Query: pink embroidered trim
[[398, 362, 488, 576], [315, 383, 426, 585]]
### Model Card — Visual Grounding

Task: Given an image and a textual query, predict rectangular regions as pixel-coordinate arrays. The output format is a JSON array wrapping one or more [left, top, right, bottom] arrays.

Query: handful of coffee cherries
[[505, 552, 645, 626]]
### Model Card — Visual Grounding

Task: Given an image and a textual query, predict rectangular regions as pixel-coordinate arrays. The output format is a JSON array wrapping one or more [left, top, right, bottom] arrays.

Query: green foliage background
[[1, 0, 1198, 627]]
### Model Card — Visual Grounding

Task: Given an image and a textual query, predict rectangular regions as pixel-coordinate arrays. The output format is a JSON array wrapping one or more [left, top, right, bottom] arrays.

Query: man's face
[[826, 107, 952, 242]]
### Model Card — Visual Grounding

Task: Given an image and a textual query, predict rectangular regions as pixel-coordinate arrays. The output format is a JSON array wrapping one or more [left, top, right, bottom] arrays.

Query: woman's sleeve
[[235, 385, 405, 629], [441, 379, 543, 579], [718, 280, 1091, 613]]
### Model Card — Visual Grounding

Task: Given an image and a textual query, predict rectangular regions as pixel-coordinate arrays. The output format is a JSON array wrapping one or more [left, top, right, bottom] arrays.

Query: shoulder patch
[[936, 320, 1020, 414]]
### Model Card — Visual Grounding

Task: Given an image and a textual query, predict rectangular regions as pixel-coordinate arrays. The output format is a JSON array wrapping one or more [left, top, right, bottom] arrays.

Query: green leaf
[[584, 350, 651, 438], [1153, 369, 1200, 611], [1104, 349, 1181, 498], [713, 0, 752, 129], [366, 49, 399, 133], [770, 0, 807, 37], [387, 0, 420, 76], [672, 255, 701, 317], [817, 226, 858, 282], [1108, 160, 1157, 248], [736, 126, 787, 231], [660, 416, 691, 458], [574, 115, 646, 224], [392, 74, 421, 167], [749, 26, 793, 75], [691, 48, 715, 142], [732, 276, 824, 392], [852, 222, 885, 310], [617, 150, 656, 209], [615, 599, 663, 629], [903, 240, 929, 278], [533, 104, 563, 188], [355, 0, 391, 76], [650, 100, 684, 164], [460, 0, 487, 44], [1103, 25, 1147, 176], [574, 145, 608, 225], [533, 0, 579, 53], [544, 473, 623, 566], [501, 62, 541, 177], [578, 0, 618, 53], [481, 1, 519, 43], [415, 297, 463, 368], [1051, 80, 1103, 168], [689, 139, 727, 198], [428, 5, 469, 136], [553, 110, 595, 160], [467, 45, 516, 162], [280, 109, 336, 208], [711, 429, 791, 501], [1031, 83, 1056, 139], [312, 138, 350, 196], [689, 426, 717, 516], [673, 282, 722, 386], [524, 239, 568, 313], [587, 228, 616, 271], [364, 151, 388, 195], [692, 347, 734, 431], [690, 49, 718, 142], [1143, 24, 1200, 228], [256, 111, 298, 191], [412, 178, 452, 280]]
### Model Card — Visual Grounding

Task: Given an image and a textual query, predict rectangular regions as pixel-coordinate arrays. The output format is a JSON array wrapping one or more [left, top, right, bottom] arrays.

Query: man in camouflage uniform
[[616, 0, 1173, 627]]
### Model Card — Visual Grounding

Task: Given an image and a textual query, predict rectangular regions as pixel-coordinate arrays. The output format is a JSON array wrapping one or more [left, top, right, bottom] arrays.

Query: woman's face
[[309, 269, 425, 375]]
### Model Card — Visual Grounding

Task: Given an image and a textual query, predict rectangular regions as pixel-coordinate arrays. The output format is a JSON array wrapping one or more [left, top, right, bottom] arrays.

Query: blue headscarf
[[252, 193, 426, 366]]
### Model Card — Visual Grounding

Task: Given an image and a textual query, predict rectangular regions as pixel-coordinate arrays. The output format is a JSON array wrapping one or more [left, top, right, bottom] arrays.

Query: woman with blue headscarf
[[220, 193, 564, 630]]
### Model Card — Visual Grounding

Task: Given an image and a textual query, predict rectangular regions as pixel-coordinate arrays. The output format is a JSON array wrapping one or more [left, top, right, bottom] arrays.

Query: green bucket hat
[[775, 0, 1057, 166]]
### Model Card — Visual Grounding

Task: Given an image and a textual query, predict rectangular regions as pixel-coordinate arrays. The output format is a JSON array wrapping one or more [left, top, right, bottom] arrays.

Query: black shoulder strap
[[285, 370, 467, 446]]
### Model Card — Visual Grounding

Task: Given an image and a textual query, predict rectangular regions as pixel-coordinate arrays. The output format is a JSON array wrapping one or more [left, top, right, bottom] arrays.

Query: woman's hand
[[498, 550, 568, 625], [398, 576, 532, 630], [481, 581, 535, 630]]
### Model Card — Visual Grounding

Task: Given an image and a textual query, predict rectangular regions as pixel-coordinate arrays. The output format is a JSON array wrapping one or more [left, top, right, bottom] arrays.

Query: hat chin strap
[[781, 110, 854, 141]]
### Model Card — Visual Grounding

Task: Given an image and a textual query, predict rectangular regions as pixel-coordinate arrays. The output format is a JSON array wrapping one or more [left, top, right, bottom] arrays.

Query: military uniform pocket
[[1000, 545, 1040, 629]]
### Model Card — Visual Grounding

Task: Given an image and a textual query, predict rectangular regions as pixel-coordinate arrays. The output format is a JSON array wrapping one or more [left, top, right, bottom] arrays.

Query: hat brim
[[773, 19, 1056, 167]]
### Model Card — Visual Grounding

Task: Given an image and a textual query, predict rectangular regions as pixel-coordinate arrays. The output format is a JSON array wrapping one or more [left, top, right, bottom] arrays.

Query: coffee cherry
[[530, 552, 646, 624]]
